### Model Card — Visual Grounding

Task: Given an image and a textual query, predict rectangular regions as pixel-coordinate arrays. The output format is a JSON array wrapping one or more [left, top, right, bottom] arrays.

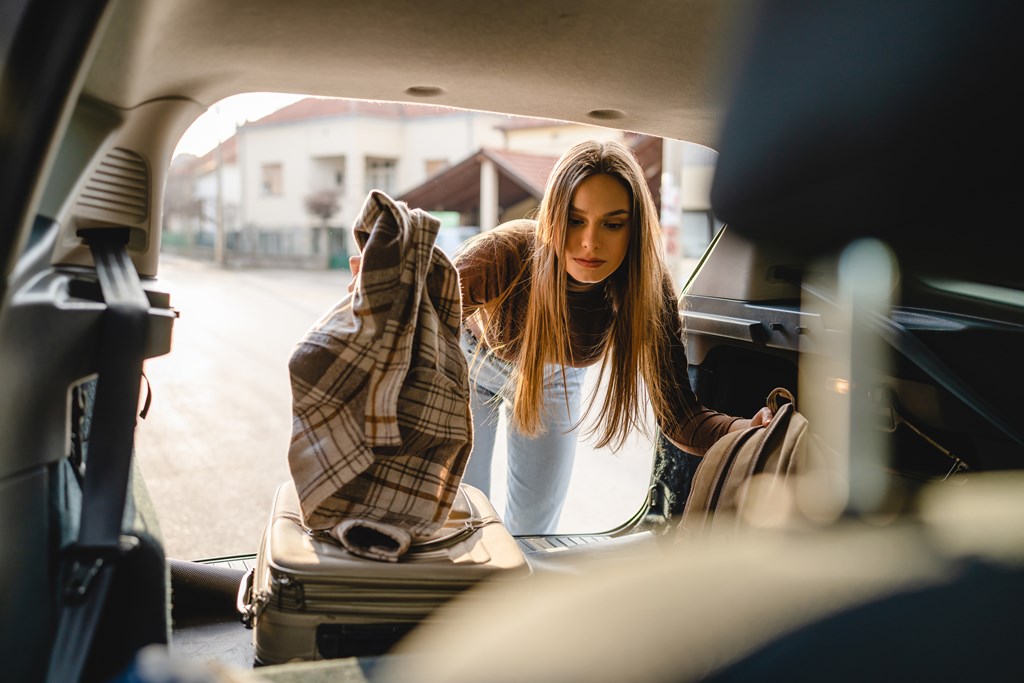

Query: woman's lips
[[573, 258, 605, 269]]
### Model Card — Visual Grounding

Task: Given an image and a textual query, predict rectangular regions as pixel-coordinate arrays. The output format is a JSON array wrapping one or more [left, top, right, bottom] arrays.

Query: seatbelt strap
[[46, 228, 150, 683]]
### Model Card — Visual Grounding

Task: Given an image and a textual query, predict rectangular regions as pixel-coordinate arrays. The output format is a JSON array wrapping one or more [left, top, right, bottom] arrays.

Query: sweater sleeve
[[658, 283, 742, 455], [453, 220, 533, 321]]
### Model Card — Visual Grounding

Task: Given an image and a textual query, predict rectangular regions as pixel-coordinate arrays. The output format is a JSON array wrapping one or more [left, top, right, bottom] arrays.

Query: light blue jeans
[[460, 328, 587, 535]]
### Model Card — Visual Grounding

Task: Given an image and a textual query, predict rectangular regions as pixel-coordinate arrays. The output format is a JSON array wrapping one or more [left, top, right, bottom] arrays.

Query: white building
[[166, 96, 718, 272], [164, 136, 240, 260], [235, 99, 513, 265]]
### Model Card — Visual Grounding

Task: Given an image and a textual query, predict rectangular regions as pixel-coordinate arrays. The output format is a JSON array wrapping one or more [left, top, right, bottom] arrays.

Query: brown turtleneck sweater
[[453, 219, 740, 455]]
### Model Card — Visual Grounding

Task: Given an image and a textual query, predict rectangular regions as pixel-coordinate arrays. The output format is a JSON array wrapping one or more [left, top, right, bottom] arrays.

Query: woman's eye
[[568, 218, 584, 227], [604, 222, 625, 230]]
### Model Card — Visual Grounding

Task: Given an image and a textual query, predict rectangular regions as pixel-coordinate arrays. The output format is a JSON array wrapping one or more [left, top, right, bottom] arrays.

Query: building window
[[261, 163, 283, 196], [365, 157, 397, 195]]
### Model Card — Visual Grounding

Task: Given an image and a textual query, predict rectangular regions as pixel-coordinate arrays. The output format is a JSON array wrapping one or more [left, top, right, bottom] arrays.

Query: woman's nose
[[581, 223, 600, 249]]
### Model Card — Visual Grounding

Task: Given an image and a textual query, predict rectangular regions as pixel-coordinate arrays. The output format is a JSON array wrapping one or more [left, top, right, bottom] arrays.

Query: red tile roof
[[482, 148, 559, 195], [398, 148, 560, 215], [399, 138, 663, 216], [196, 135, 237, 170], [170, 135, 238, 176]]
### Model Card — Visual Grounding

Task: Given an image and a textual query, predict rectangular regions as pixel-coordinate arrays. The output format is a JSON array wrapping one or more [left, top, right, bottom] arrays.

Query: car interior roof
[[32, 0, 749, 281], [76, 0, 1024, 292], [84, 0, 737, 149]]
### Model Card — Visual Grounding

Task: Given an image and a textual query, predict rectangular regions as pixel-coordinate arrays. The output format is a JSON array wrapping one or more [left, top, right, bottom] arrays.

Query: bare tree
[[304, 189, 342, 263], [163, 155, 204, 248], [304, 189, 341, 226]]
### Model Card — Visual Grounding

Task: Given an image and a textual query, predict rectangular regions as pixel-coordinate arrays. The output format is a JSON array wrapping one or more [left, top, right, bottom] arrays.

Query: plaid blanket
[[288, 191, 472, 538]]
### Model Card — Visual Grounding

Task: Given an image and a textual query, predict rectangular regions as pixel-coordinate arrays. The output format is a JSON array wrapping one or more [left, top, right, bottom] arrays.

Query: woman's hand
[[726, 406, 775, 434], [348, 255, 361, 292], [749, 405, 774, 428]]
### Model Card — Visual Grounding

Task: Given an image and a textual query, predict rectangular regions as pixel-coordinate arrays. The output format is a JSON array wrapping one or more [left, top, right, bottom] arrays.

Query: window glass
[[365, 157, 397, 195], [260, 163, 282, 196]]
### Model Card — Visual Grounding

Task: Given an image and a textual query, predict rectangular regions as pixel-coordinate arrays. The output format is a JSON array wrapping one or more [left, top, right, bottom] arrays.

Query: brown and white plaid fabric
[[287, 190, 472, 537]]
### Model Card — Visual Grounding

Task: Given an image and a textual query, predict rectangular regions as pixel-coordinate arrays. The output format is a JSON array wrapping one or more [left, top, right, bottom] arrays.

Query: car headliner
[[83, 0, 1023, 289], [83, 0, 739, 150]]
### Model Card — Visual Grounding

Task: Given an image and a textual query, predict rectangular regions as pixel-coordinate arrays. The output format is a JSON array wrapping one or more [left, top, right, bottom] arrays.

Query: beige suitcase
[[239, 480, 530, 664]]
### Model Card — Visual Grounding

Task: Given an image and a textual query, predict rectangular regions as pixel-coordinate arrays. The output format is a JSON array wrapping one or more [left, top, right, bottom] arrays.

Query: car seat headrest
[[711, 0, 1022, 287]]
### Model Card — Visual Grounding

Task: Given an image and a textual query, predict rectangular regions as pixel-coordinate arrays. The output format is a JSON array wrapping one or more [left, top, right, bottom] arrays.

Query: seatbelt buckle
[[62, 535, 140, 603]]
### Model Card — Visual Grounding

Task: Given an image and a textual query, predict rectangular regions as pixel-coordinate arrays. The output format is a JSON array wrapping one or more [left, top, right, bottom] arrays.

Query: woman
[[351, 140, 772, 534], [452, 139, 771, 534]]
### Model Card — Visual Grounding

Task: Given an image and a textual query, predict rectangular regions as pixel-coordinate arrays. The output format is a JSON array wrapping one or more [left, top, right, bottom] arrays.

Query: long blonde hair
[[485, 139, 682, 450]]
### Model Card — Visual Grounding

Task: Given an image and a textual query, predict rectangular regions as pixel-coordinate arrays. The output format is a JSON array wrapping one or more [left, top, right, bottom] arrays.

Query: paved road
[[136, 254, 658, 560]]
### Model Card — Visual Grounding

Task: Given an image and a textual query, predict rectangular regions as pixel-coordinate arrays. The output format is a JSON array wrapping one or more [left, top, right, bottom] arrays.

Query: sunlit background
[[138, 94, 714, 560]]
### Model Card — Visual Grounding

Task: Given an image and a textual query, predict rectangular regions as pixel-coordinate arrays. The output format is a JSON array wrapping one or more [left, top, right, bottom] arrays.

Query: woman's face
[[563, 173, 632, 284]]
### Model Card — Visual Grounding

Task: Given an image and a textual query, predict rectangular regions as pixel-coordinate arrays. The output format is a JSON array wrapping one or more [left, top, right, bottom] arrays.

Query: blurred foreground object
[[376, 472, 1024, 683]]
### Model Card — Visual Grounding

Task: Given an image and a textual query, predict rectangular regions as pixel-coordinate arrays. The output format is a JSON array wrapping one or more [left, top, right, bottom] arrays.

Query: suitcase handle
[[237, 568, 257, 628], [405, 485, 500, 553], [406, 517, 500, 554]]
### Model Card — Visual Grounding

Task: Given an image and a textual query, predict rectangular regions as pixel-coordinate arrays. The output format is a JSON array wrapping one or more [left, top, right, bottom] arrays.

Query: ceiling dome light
[[587, 109, 625, 121], [405, 86, 445, 97]]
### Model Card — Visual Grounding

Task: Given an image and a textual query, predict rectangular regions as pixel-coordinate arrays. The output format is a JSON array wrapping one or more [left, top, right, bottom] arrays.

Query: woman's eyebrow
[[568, 206, 631, 217]]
